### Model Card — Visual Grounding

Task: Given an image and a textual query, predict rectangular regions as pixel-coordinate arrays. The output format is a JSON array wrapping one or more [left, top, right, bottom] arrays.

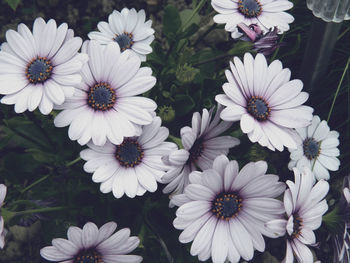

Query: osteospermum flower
[[161, 105, 240, 204], [0, 184, 7, 249], [0, 17, 88, 114], [54, 40, 157, 146], [40, 221, 142, 263], [265, 167, 329, 263], [211, 0, 294, 39], [215, 52, 313, 151], [288, 115, 340, 180], [88, 8, 155, 62], [172, 155, 285, 263], [80, 116, 177, 198]]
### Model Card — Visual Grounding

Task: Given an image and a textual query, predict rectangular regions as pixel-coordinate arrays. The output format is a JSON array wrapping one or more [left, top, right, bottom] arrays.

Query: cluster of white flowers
[[0, 2, 343, 263]]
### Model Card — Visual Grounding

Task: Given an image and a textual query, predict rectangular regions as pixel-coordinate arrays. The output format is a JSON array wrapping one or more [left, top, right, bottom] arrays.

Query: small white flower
[[173, 155, 285, 263], [88, 8, 155, 62], [81, 116, 177, 198], [288, 115, 340, 180], [54, 40, 157, 146], [265, 167, 329, 263], [0, 17, 88, 115], [40, 221, 142, 263], [0, 184, 7, 249], [211, 0, 294, 39], [216, 53, 313, 151], [161, 105, 240, 205]]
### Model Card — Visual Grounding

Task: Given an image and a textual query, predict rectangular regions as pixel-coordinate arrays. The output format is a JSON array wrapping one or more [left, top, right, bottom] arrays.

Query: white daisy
[[211, 0, 294, 39], [54, 40, 157, 146], [288, 115, 340, 181], [80, 116, 177, 198], [172, 155, 286, 263], [0, 17, 88, 115], [40, 221, 142, 263], [215, 52, 313, 151], [161, 105, 240, 204], [0, 184, 7, 249], [88, 8, 155, 62], [265, 167, 329, 263]]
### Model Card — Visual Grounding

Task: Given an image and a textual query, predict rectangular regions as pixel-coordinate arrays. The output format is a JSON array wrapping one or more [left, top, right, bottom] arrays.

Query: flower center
[[25, 57, 53, 84], [247, 96, 270, 121], [87, 82, 116, 111], [115, 138, 144, 168], [74, 249, 103, 263], [212, 193, 242, 220], [291, 214, 303, 239], [238, 0, 262, 18], [188, 139, 204, 163], [113, 32, 134, 51], [303, 138, 320, 160]]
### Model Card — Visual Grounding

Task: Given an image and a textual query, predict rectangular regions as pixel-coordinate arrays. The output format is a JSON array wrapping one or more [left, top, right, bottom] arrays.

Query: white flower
[[265, 167, 329, 263], [0, 17, 88, 115], [173, 155, 286, 263], [88, 8, 155, 62], [0, 184, 7, 249], [161, 105, 240, 205], [80, 116, 177, 198], [54, 40, 157, 146], [288, 115, 340, 181], [40, 221, 142, 263], [211, 0, 294, 39], [215, 53, 313, 151]]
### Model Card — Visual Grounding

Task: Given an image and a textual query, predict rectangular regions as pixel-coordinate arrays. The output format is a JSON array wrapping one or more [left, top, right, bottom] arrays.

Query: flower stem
[[20, 174, 50, 194], [66, 156, 82, 167], [14, 206, 66, 217], [168, 135, 183, 148]]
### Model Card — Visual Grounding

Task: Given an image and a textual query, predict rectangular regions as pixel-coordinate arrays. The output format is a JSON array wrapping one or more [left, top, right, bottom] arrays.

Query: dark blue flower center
[[26, 57, 53, 84], [238, 0, 262, 18], [303, 138, 320, 160], [247, 96, 270, 121], [116, 138, 144, 168], [113, 32, 133, 51], [188, 139, 204, 163], [291, 214, 303, 239], [74, 249, 103, 263], [88, 82, 116, 111], [212, 193, 242, 220]]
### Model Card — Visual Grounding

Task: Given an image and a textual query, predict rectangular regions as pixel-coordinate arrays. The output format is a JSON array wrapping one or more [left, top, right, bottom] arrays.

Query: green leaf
[[174, 94, 195, 116], [179, 9, 200, 31], [180, 23, 200, 39], [163, 5, 181, 41], [5, 0, 21, 11]]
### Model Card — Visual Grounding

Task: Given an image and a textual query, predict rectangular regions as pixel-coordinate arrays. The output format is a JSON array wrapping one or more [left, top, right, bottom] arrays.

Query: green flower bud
[[175, 63, 199, 83], [158, 106, 175, 123]]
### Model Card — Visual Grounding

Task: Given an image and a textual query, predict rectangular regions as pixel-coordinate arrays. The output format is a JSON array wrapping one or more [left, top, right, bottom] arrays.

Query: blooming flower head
[[288, 115, 340, 180], [265, 167, 329, 263], [161, 105, 240, 205], [80, 116, 177, 198], [54, 40, 157, 146], [0, 17, 88, 114], [172, 155, 285, 263], [215, 52, 313, 151], [211, 0, 294, 39], [0, 184, 7, 249], [88, 8, 155, 62], [237, 23, 281, 56], [40, 221, 142, 263]]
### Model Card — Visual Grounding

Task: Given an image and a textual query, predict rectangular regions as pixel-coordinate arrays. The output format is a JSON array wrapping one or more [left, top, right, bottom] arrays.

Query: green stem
[[178, 0, 207, 33], [337, 26, 350, 41], [168, 135, 183, 148], [193, 23, 216, 46], [270, 33, 286, 62], [20, 174, 50, 194], [193, 53, 232, 67], [66, 156, 82, 167], [312, 56, 350, 171], [14, 206, 66, 217]]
